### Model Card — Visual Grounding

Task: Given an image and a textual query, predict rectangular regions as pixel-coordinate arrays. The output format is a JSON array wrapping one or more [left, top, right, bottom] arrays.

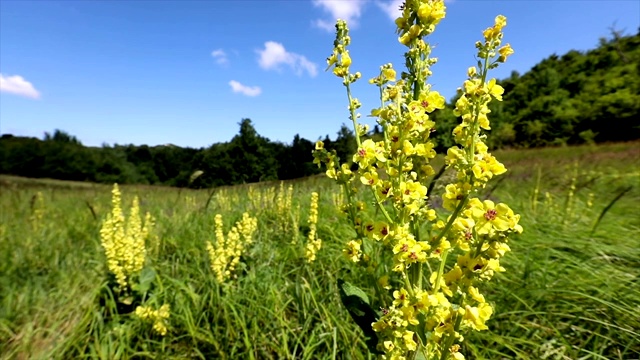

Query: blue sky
[[1, 0, 638, 148]]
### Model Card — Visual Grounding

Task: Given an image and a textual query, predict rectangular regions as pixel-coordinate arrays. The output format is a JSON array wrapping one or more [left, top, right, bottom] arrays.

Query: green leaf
[[414, 348, 428, 360], [337, 279, 381, 354], [136, 266, 157, 295], [416, 312, 428, 345]]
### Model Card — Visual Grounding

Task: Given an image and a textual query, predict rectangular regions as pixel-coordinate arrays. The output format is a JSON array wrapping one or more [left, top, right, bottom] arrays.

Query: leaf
[[416, 312, 428, 345], [337, 279, 381, 354], [136, 266, 157, 295], [414, 349, 428, 360]]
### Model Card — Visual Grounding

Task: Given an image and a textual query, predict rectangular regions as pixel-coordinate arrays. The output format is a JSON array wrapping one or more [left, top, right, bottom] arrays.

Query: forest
[[1, 31, 638, 188]]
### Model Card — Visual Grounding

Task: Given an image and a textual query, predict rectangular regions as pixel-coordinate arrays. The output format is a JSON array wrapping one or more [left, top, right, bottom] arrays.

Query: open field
[[1, 142, 639, 359]]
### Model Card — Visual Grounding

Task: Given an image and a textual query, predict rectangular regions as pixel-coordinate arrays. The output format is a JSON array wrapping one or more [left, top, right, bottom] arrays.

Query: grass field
[[1, 142, 639, 359]]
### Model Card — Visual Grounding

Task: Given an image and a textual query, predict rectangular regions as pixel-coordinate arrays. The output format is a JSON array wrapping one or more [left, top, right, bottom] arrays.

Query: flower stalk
[[314, 1, 523, 358]]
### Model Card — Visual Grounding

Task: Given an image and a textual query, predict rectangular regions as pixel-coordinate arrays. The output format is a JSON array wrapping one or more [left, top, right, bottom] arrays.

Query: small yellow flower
[[344, 240, 362, 262], [487, 78, 504, 101], [498, 43, 514, 62]]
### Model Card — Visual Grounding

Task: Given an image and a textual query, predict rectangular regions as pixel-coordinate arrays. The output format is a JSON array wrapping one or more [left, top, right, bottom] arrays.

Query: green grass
[[1, 141, 639, 359]]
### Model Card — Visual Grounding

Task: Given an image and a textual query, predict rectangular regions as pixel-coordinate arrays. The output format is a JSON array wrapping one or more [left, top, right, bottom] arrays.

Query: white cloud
[[211, 49, 228, 65], [0, 74, 41, 99], [312, 0, 367, 31], [228, 80, 261, 97], [376, 0, 403, 21], [257, 41, 318, 77]]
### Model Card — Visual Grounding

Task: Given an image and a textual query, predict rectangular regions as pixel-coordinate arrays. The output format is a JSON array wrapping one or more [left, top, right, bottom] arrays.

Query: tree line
[[430, 29, 640, 149], [1, 31, 638, 187], [0, 121, 357, 187]]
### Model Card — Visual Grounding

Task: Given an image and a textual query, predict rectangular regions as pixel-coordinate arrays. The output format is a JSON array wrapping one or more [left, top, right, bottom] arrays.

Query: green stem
[[433, 249, 448, 293], [438, 312, 463, 360], [432, 194, 469, 291], [344, 81, 395, 225], [403, 272, 415, 297], [468, 53, 491, 162]]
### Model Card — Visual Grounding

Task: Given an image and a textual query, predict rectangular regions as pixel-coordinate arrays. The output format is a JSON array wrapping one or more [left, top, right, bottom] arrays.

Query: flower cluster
[[315, 1, 522, 359], [100, 184, 154, 292], [305, 192, 322, 262], [206, 212, 258, 283], [135, 304, 170, 336]]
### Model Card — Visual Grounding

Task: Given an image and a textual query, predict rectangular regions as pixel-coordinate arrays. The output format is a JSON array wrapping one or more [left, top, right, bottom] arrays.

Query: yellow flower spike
[[207, 212, 258, 282], [100, 184, 152, 293], [305, 192, 321, 263], [315, 8, 520, 359]]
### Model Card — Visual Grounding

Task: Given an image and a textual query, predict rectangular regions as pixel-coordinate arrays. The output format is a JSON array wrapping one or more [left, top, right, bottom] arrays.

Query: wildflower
[[344, 240, 362, 262], [100, 184, 151, 292], [207, 212, 257, 282], [135, 304, 170, 336], [498, 43, 514, 62], [314, 3, 521, 358], [466, 198, 518, 235], [305, 192, 322, 262]]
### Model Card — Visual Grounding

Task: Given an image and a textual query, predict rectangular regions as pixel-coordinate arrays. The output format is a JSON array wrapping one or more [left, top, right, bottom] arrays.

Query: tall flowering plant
[[313, 1, 522, 359]]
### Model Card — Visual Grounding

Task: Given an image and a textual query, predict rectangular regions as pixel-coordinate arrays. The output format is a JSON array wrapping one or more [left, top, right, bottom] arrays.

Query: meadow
[[0, 141, 639, 360]]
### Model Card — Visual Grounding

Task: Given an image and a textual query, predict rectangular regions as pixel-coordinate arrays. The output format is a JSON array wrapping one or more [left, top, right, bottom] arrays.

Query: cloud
[[376, 0, 403, 21], [228, 80, 261, 97], [0, 74, 41, 99], [312, 0, 367, 31], [257, 41, 318, 77], [211, 49, 229, 65]]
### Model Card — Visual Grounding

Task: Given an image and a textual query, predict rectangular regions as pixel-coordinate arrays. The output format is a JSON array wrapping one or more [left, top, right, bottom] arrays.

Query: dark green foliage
[[0, 120, 331, 188], [431, 31, 640, 150]]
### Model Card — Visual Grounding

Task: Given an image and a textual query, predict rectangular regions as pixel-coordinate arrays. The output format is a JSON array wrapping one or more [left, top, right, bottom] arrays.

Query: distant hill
[[432, 30, 640, 149]]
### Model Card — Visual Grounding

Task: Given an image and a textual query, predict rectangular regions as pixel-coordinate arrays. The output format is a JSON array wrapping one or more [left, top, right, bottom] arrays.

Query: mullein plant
[[206, 212, 258, 283], [100, 184, 149, 295], [276, 182, 296, 235], [305, 192, 322, 262], [313, 1, 522, 359], [100, 184, 167, 328]]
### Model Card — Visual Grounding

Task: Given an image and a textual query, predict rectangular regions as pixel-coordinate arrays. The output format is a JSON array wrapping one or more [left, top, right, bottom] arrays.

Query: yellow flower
[[466, 198, 512, 235], [468, 286, 485, 303], [498, 43, 514, 62], [353, 139, 385, 167], [360, 171, 379, 186], [344, 240, 362, 262], [487, 78, 504, 101], [383, 67, 396, 81], [417, 1, 446, 24], [463, 303, 493, 330]]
